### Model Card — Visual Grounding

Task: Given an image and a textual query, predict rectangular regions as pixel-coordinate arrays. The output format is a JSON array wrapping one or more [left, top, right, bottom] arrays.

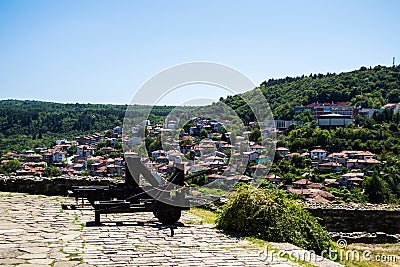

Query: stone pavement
[[0, 192, 341, 267]]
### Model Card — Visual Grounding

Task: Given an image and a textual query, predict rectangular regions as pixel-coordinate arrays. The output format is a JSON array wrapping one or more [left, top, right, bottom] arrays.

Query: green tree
[[364, 174, 395, 203], [43, 166, 62, 177], [67, 145, 76, 156], [293, 109, 314, 124], [387, 89, 400, 103], [249, 125, 261, 143], [0, 159, 22, 175], [311, 128, 331, 147]]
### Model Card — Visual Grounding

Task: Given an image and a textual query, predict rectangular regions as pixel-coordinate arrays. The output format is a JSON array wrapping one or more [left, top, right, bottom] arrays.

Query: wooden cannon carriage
[[62, 154, 217, 225]]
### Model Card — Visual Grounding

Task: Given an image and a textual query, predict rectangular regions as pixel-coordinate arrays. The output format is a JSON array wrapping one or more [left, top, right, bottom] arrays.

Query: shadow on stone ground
[[0, 192, 342, 266]]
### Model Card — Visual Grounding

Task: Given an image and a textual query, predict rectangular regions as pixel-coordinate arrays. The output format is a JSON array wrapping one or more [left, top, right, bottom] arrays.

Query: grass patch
[[196, 187, 226, 196], [188, 207, 217, 224], [11, 261, 29, 266], [60, 248, 84, 263], [183, 219, 202, 225], [72, 215, 79, 223], [244, 237, 269, 248], [67, 252, 83, 263]]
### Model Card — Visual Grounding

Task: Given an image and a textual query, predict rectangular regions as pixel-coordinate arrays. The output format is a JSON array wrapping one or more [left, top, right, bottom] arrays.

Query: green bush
[[216, 184, 333, 253]]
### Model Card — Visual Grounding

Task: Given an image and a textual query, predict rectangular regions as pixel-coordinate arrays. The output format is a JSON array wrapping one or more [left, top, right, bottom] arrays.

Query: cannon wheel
[[154, 202, 181, 225]]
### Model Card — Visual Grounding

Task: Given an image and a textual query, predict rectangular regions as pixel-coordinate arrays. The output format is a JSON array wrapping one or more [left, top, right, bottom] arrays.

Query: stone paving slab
[[0, 192, 338, 266]]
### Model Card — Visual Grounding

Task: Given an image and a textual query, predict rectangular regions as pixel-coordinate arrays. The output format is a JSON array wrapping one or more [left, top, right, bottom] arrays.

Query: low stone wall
[[306, 203, 400, 234], [0, 175, 114, 196]]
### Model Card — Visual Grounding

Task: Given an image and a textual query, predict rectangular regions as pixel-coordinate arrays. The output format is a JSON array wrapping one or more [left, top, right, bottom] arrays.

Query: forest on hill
[[0, 100, 174, 152], [1, 64, 400, 154], [222, 64, 400, 120]]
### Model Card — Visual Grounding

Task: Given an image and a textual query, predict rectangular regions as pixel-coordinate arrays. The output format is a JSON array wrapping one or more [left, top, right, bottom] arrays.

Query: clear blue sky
[[0, 0, 399, 105]]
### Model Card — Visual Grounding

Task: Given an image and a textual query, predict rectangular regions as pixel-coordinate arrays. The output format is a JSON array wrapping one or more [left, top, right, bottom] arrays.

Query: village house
[[76, 133, 103, 146], [197, 143, 215, 156], [249, 164, 267, 177], [43, 152, 53, 165], [113, 126, 122, 134], [326, 152, 347, 165], [207, 173, 222, 182], [100, 147, 118, 154], [318, 161, 342, 172], [292, 178, 312, 189], [16, 166, 36, 176], [189, 126, 200, 136], [167, 150, 182, 164], [294, 101, 356, 119], [114, 157, 124, 166], [265, 173, 283, 185], [93, 166, 107, 177], [53, 151, 66, 163], [285, 152, 300, 161], [310, 149, 327, 160], [155, 156, 169, 164], [218, 144, 233, 153], [339, 172, 365, 187], [107, 164, 123, 176], [249, 144, 265, 154], [383, 102, 400, 112], [72, 163, 85, 172], [306, 189, 336, 203], [287, 188, 313, 199], [77, 145, 94, 157], [25, 153, 43, 163], [242, 151, 260, 161], [105, 137, 118, 146], [276, 147, 290, 158], [346, 158, 381, 169], [151, 150, 166, 159]]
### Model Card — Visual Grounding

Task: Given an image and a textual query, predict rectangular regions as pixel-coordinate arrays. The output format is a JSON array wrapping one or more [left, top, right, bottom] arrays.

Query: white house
[[108, 138, 118, 146], [52, 151, 66, 163], [249, 144, 265, 154], [113, 126, 122, 134], [242, 151, 260, 161], [167, 150, 182, 164], [151, 150, 166, 159], [310, 149, 327, 160], [76, 145, 94, 157]]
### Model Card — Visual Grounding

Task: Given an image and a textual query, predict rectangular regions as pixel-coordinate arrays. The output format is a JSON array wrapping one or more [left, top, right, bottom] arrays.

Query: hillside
[[1, 64, 400, 152], [1, 65, 400, 204], [0, 100, 174, 152], [222, 64, 400, 120]]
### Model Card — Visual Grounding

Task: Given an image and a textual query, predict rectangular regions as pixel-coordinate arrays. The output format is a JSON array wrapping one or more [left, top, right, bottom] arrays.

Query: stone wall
[[0, 175, 114, 196], [307, 203, 400, 234]]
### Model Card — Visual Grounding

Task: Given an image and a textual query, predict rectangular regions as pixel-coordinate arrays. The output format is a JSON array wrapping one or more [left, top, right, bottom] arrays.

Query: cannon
[[62, 154, 219, 225]]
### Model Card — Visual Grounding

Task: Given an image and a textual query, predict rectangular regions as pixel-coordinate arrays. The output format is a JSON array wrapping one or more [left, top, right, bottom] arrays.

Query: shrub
[[215, 184, 333, 253]]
